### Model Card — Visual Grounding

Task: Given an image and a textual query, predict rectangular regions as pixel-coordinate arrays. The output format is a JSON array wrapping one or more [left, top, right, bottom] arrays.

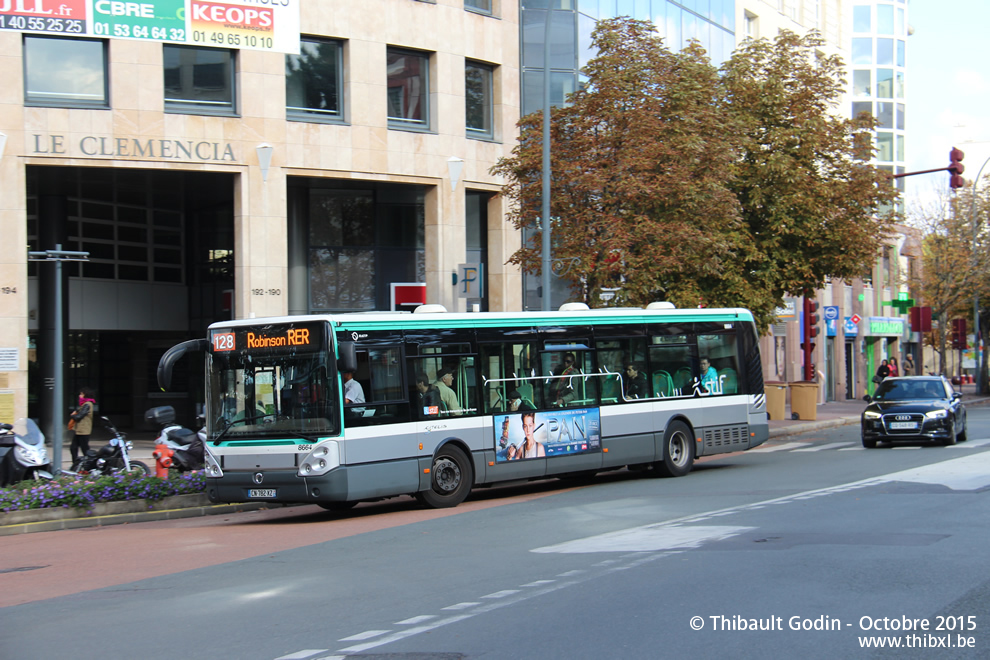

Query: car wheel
[[957, 418, 967, 442], [862, 436, 877, 449], [942, 421, 957, 446]]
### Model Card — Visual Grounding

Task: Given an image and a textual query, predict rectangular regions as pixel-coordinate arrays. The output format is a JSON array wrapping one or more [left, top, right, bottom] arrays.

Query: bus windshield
[[205, 322, 339, 440]]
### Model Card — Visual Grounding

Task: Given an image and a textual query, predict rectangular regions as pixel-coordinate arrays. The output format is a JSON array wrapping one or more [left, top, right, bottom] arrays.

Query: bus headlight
[[299, 441, 339, 477], [203, 445, 223, 478]]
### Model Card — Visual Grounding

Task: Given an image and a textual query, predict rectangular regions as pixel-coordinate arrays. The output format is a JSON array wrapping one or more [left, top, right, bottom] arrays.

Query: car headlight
[[863, 410, 881, 419], [925, 409, 948, 419]]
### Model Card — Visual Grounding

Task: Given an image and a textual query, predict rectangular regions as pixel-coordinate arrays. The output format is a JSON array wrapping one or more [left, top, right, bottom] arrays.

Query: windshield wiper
[[212, 414, 325, 445], [212, 413, 273, 445]]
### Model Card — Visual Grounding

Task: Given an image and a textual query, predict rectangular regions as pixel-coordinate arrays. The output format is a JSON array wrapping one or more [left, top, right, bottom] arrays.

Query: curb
[[768, 417, 861, 439], [0, 494, 284, 536]]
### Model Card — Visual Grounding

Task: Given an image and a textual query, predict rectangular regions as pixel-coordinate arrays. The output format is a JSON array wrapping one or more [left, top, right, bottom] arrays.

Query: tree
[[721, 31, 899, 328], [912, 183, 990, 385], [493, 20, 898, 331], [492, 19, 747, 310]]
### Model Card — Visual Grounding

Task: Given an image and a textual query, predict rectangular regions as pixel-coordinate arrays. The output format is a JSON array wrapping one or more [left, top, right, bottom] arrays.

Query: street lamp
[[969, 156, 990, 394], [28, 246, 89, 473]]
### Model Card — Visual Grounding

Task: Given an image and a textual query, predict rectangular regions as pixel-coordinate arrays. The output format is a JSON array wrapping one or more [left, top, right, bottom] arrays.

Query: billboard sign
[[493, 408, 601, 463], [1, 0, 300, 52]]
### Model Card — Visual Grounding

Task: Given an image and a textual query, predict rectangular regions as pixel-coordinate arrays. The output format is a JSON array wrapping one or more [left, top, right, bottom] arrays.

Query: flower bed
[[0, 471, 206, 515]]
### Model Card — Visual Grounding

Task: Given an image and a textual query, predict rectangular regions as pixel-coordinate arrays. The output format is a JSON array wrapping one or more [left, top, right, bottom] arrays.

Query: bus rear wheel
[[654, 421, 694, 478], [416, 444, 474, 509]]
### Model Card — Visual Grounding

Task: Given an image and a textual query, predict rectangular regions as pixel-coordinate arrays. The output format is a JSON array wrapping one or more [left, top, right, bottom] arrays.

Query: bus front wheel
[[417, 444, 474, 509], [654, 421, 695, 478]]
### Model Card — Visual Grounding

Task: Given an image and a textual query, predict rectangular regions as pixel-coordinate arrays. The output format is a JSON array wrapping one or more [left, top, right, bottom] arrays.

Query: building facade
[[0, 0, 522, 431]]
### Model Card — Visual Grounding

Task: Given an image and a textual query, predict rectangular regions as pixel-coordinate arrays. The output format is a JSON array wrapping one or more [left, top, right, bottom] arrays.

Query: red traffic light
[[951, 318, 967, 350], [949, 147, 966, 189]]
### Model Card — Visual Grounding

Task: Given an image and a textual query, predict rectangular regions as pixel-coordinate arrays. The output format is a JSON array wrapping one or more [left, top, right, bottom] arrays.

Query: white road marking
[[533, 525, 755, 554], [275, 652, 329, 660], [442, 602, 480, 611], [396, 615, 435, 625], [751, 442, 808, 452], [482, 590, 519, 599], [338, 630, 389, 641], [521, 579, 556, 587], [793, 442, 855, 452]]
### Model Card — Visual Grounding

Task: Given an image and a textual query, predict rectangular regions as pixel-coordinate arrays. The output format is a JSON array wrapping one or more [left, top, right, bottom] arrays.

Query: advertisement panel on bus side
[[494, 408, 601, 463]]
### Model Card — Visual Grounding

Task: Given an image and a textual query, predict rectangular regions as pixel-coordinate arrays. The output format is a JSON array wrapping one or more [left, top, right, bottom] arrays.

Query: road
[[3, 408, 990, 659]]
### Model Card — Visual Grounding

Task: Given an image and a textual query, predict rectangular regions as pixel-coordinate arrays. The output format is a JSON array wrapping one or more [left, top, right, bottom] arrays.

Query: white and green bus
[[157, 303, 768, 510]]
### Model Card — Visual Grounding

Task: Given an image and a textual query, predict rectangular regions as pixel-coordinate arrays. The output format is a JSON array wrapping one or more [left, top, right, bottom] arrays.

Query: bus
[[156, 303, 768, 510]]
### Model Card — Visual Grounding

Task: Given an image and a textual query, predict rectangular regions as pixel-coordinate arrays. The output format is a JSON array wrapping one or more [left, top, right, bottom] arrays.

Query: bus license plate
[[889, 422, 917, 430], [248, 489, 276, 498]]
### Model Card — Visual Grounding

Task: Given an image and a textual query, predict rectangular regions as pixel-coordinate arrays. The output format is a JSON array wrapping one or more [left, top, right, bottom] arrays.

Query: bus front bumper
[[206, 468, 350, 505]]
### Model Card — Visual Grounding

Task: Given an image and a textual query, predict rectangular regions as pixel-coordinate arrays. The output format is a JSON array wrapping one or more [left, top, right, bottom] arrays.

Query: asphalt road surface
[[3, 407, 990, 660]]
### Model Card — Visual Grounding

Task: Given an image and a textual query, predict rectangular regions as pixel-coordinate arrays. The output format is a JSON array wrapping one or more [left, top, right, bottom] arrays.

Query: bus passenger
[[435, 368, 462, 416], [699, 357, 718, 394], [550, 353, 578, 406], [623, 362, 648, 399], [415, 372, 441, 417], [517, 412, 546, 458]]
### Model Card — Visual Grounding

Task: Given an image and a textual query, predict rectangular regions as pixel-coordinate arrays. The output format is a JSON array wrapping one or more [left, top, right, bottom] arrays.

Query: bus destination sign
[[210, 323, 319, 354]]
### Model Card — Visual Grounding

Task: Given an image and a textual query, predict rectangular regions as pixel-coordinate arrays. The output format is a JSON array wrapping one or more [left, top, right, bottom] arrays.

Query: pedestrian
[[888, 357, 899, 377], [70, 387, 97, 468], [874, 359, 890, 384], [903, 354, 914, 376]]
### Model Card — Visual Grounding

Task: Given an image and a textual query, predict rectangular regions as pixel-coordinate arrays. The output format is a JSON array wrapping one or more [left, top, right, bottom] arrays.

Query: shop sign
[[867, 316, 904, 337], [31, 133, 237, 162], [0, 0, 300, 53], [844, 317, 858, 336]]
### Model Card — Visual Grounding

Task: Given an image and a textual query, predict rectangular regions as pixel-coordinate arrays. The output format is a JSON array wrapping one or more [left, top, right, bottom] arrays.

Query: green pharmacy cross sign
[[884, 293, 914, 315]]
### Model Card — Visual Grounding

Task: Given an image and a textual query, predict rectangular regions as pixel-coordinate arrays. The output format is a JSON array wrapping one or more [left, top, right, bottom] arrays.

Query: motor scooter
[[0, 418, 53, 487], [69, 416, 150, 477], [146, 406, 206, 478]]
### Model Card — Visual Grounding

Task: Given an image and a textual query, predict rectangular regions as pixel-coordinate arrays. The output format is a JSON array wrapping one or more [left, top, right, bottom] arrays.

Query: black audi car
[[861, 376, 967, 448]]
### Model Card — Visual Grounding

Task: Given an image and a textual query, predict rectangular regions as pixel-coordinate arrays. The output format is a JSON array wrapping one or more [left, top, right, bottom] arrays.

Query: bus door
[[478, 341, 546, 482], [408, 350, 490, 482]]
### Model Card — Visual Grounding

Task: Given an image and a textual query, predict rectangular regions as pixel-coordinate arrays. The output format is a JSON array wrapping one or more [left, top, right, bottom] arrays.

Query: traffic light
[[802, 297, 820, 351], [951, 318, 967, 350], [949, 147, 966, 190]]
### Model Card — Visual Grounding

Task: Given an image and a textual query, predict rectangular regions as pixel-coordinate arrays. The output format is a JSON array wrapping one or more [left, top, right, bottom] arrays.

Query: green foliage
[[493, 20, 898, 331], [0, 471, 205, 514]]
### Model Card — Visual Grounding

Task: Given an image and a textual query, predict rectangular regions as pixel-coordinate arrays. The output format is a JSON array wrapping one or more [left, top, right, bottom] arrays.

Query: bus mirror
[[157, 339, 209, 392], [337, 341, 357, 374]]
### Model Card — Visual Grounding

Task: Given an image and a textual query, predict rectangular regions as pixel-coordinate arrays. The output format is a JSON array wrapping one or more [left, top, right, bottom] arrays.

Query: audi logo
[[895, 415, 911, 421]]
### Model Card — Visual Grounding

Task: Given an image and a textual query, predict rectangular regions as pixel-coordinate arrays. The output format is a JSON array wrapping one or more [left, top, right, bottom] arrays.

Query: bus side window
[[480, 342, 540, 412], [595, 338, 646, 403], [345, 346, 410, 426], [696, 324, 740, 397], [410, 355, 479, 417]]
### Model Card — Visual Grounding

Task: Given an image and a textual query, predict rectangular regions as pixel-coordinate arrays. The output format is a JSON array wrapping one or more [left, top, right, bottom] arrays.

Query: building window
[[286, 38, 343, 122], [387, 47, 430, 131], [465, 60, 494, 139], [465, 0, 492, 14], [164, 45, 236, 115], [24, 36, 107, 108], [744, 11, 759, 38]]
